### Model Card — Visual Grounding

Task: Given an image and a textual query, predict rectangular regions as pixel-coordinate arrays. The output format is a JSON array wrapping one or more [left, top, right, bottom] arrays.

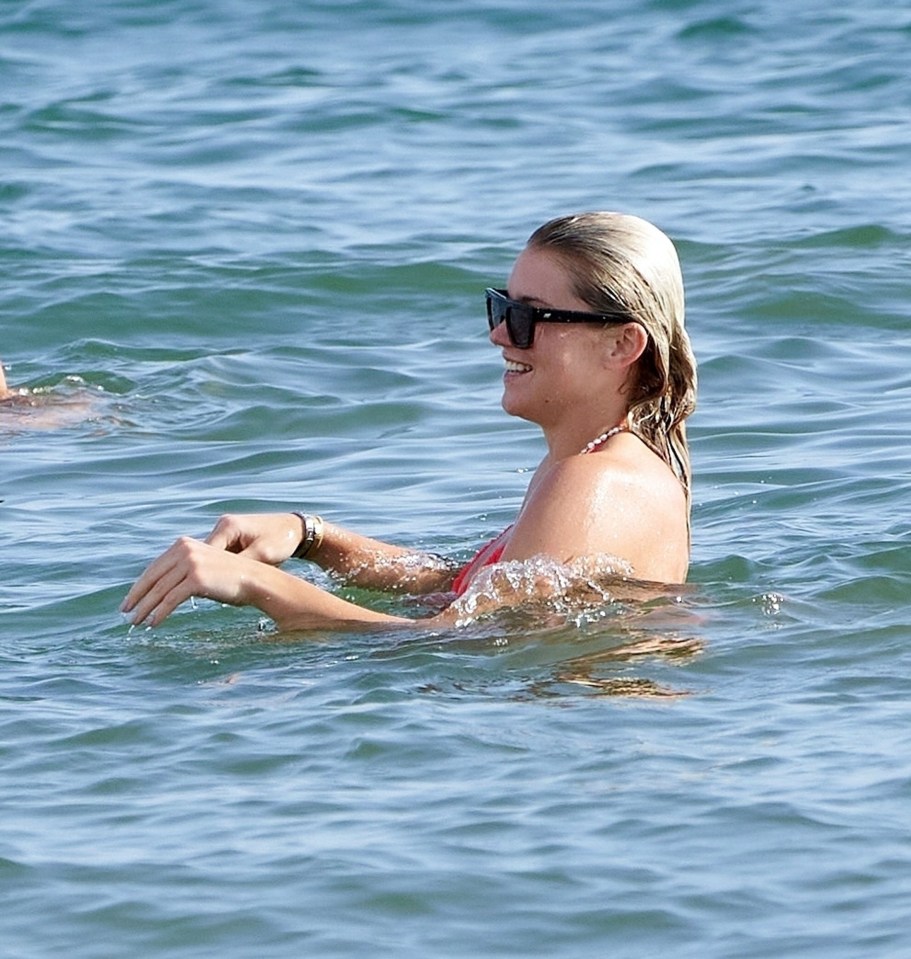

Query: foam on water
[[448, 554, 636, 625]]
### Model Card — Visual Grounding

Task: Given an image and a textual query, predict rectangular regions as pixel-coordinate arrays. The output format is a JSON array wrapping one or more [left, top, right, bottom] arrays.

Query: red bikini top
[[451, 525, 512, 596]]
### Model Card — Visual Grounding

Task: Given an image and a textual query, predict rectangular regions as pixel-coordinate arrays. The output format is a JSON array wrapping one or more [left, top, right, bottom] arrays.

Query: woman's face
[[490, 245, 619, 429]]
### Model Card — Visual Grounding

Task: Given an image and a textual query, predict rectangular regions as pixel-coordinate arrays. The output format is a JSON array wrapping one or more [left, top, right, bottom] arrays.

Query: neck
[[541, 410, 630, 461]]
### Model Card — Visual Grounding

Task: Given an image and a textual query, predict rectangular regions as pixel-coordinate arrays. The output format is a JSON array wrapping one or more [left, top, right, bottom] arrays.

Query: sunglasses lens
[[486, 291, 533, 348], [486, 296, 501, 332], [507, 308, 533, 348]]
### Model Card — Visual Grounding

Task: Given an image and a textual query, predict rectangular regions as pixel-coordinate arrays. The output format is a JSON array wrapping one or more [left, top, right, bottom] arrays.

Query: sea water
[[2, 1, 910, 956]]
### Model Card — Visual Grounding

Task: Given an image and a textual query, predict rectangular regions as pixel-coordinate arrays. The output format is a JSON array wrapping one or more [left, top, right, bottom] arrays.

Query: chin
[[500, 392, 538, 424]]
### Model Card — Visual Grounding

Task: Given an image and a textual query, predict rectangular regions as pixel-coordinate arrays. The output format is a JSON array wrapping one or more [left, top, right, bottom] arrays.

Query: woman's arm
[[310, 519, 456, 593], [205, 512, 457, 593], [120, 536, 413, 631]]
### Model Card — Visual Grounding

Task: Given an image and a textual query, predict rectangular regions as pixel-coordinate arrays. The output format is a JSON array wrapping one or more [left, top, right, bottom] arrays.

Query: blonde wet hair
[[527, 211, 697, 500]]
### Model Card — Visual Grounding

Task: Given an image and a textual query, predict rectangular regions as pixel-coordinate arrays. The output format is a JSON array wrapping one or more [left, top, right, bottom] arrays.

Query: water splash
[[447, 553, 639, 627]]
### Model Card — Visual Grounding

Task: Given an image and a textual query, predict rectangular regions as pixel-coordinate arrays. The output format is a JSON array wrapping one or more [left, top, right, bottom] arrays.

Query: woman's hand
[[121, 536, 261, 627], [205, 512, 304, 565], [120, 534, 414, 631]]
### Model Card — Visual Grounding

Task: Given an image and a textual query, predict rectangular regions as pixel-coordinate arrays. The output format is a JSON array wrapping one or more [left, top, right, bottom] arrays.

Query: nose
[[489, 317, 510, 348]]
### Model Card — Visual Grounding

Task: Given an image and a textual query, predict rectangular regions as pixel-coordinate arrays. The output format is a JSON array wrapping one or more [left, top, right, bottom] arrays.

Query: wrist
[[291, 512, 325, 559]]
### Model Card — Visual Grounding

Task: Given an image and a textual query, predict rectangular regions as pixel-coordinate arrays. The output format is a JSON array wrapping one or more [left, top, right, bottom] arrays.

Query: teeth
[[505, 360, 532, 373]]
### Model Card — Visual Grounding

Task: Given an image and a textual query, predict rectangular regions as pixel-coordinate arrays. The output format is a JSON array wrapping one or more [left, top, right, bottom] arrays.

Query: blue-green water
[[3, 1, 911, 956]]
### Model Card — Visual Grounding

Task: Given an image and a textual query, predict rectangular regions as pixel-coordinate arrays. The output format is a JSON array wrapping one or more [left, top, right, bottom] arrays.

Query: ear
[[605, 322, 648, 370]]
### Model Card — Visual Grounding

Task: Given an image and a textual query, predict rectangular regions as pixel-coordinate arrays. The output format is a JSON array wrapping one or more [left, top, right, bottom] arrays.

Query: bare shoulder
[[524, 433, 684, 515], [504, 434, 689, 582]]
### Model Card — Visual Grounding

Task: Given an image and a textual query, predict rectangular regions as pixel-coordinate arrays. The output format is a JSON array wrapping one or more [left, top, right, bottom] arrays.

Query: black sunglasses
[[485, 288, 631, 349]]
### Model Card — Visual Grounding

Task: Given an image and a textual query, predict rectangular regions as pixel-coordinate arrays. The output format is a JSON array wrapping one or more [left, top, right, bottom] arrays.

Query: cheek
[[540, 329, 606, 377]]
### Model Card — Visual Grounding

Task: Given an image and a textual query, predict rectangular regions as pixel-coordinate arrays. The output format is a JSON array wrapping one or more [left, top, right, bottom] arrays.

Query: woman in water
[[122, 212, 697, 630]]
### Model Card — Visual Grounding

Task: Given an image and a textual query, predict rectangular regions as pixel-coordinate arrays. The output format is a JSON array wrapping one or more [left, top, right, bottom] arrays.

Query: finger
[[204, 514, 235, 552], [144, 574, 196, 628], [121, 550, 175, 612], [122, 537, 200, 623], [123, 552, 190, 626], [128, 559, 191, 626]]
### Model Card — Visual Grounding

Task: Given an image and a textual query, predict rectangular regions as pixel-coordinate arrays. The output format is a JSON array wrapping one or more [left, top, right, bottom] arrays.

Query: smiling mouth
[[505, 359, 532, 374]]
